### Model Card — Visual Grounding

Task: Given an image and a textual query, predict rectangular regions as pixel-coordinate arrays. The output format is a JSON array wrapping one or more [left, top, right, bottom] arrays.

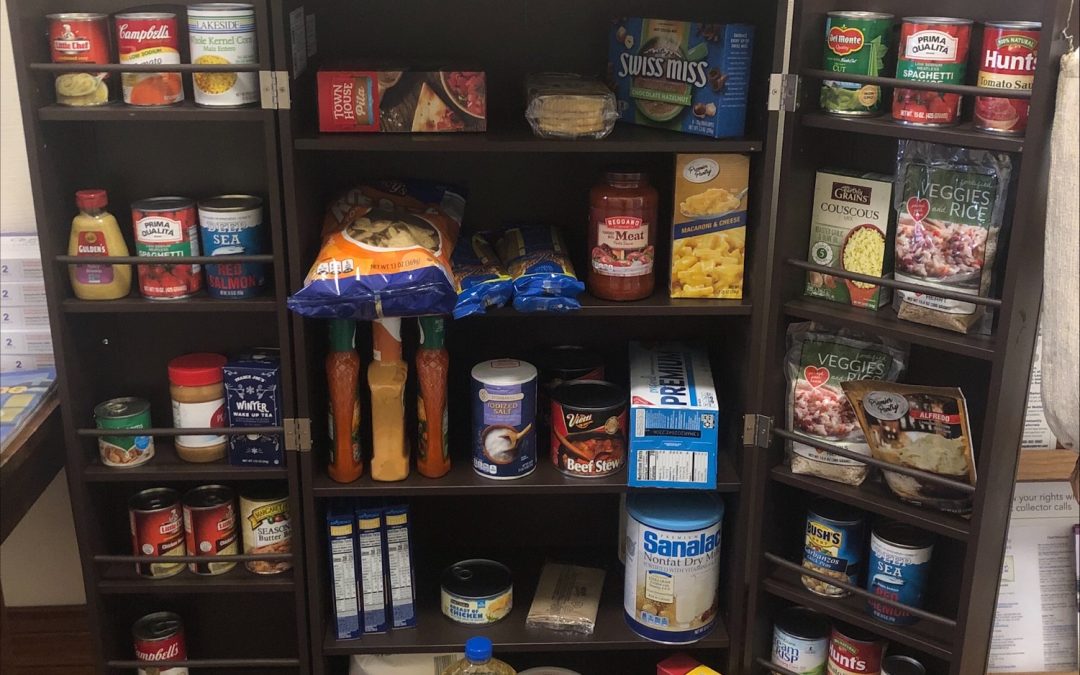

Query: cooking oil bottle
[[442, 637, 516, 675]]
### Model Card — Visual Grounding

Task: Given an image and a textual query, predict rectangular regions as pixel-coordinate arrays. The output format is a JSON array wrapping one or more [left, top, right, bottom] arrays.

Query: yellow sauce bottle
[[368, 318, 409, 482], [68, 189, 131, 300]]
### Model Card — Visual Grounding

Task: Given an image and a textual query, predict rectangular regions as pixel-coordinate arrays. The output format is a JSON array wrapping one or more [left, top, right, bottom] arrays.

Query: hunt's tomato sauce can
[[182, 484, 238, 575], [128, 488, 186, 578], [975, 22, 1041, 135], [133, 611, 188, 675], [132, 197, 203, 299], [892, 17, 973, 126]]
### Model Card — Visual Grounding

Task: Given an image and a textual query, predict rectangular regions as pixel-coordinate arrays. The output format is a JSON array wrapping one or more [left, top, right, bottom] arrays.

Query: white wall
[[0, 1, 87, 607]]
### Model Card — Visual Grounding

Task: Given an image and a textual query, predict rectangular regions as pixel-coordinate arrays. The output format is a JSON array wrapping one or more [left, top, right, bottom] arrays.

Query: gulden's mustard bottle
[[368, 318, 409, 481], [68, 189, 131, 300]]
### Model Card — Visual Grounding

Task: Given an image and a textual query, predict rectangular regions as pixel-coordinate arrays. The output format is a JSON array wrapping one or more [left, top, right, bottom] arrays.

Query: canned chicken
[[820, 12, 893, 115], [132, 197, 202, 299], [239, 485, 291, 574], [129, 488, 186, 578], [95, 397, 154, 468], [974, 22, 1041, 135], [188, 3, 259, 107], [550, 380, 627, 478], [440, 559, 514, 625], [133, 611, 188, 675], [827, 623, 884, 675], [198, 195, 267, 299], [772, 606, 830, 675], [892, 17, 973, 126], [802, 500, 865, 597], [182, 485, 238, 575], [47, 13, 110, 106], [115, 13, 184, 106], [866, 522, 934, 625], [471, 359, 537, 479]]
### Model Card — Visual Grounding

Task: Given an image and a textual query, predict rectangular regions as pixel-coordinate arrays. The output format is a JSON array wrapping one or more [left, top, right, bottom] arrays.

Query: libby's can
[[802, 500, 865, 597], [129, 488, 186, 578], [132, 197, 202, 300], [198, 195, 267, 299], [47, 13, 110, 106], [867, 521, 934, 625], [827, 623, 884, 675], [115, 13, 184, 106], [892, 17, 973, 126], [188, 3, 259, 107], [182, 485, 238, 575], [772, 606, 830, 675], [95, 397, 154, 468], [820, 12, 893, 115], [133, 611, 188, 674], [974, 22, 1041, 135], [239, 486, 292, 574]]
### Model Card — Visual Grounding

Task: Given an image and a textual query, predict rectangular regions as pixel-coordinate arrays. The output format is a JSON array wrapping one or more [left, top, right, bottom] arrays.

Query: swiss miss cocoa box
[[317, 67, 486, 133], [224, 348, 283, 466]]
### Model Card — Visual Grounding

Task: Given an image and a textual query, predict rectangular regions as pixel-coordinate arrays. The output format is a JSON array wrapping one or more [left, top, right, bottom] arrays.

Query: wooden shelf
[[84, 442, 287, 482], [800, 112, 1026, 153], [97, 563, 295, 594], [480, 291, 752, 318], [312, 451, 740, 497], [783, 298, 996, 360], [62, 293, 279, 314], [38, 100, 270, 123], [771, 465, 970, 541]]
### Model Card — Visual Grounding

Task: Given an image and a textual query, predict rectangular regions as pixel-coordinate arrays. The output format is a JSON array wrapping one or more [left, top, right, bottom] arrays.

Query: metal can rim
[[94, 396, 150, 421], [182, 484, 235, 508], [188, 3, 256, 13], [47, 13, 108, 20], [132, 611, 184, 641], [131, 196, 196, 212], [774, 605, 831, 640], [872, 521, 934, 550], [115, 12, 177, 20], [882, 654, 928, 675], [808, 498, 864, 526], [129, 487, 180, 512], [984, 20, 1042, 30], [198, 194, 263, 212], [827, 11, 894, 20], [441, 559, 513, 599], [901, 16, 974, 25]]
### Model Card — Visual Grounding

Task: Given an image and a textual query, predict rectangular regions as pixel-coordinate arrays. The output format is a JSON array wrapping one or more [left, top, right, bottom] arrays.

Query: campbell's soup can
[[892, 17, 973, 126], [128, 488, 186, 578], [132, 197, 203, 299], [239, 485, 292, 574], [772, 606, 830, 675], [975, 22, 1041, 135], [116, 13, 184, 106], [47, 13, 111, 106], [827, 623, 884, 675], [866, 522, 934, 625], [198, 195, 267, 299], [182, 484, 238, 575], [133, 611, 188, 674], [188, 3, 259, 107]]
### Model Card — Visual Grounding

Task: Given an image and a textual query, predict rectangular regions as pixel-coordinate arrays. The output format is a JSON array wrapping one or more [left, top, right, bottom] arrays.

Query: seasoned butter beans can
[[198, 195, 266, 299], [893, 17, 973, 126], [820, 12, 893, 115], [188, 3, 258, 107], [827, 623, 884, 675], [867, 522, 933, 625], [182, 485, 238, 575], [772, 606, 830, 675], [802, 500, 865, 597], [132, 197, 202, 300], [129, 488, 186, 578], [239, 486, 291, 574], [95, 397, 154, 468], [471, 359, 538, 479]]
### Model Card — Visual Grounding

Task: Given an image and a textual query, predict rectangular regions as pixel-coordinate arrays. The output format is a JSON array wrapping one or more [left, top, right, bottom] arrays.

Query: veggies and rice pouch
[[451, 232, 513, 319], [287, 181, 464, 320], [495, 225, 584, 313]]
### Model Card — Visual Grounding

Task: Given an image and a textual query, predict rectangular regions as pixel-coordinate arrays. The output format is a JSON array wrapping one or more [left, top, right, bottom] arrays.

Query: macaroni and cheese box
[[223, 349, 283, 467], [804, 170, 894, 310], [629, 342, 719, 489], [670, 154, 750, 299]]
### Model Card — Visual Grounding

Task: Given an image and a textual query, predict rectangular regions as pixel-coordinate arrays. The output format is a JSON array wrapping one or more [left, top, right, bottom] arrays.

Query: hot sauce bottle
[[416, 316, 450, 478], [588, 170, 658, 301], [327, 319, 362, 482]]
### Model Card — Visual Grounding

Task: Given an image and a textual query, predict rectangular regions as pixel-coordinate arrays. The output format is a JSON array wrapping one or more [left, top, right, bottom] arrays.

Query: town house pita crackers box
[[670, 154, 750, 299]]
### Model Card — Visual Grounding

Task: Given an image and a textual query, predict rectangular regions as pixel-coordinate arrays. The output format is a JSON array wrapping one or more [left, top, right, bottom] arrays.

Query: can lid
[[198, 194, 263, 212], [882, 655, 927, 675], [832, 621, 883, 644], [168, 353, 227, 387], [551, 380, 626, 410], [418, 316, 446, 350], [901, 16, 974, 25], [626, 492, 723, 531], [94, 397, 150, 420], [872, 521, 934, 549], [132, 611, 184, 641], [774, 606, 830, 640], [827, 11, 894, 19], [465, 637, 492, 662], [131, 196, 195, 213], [183, 484, 234, 507], [809, 498, 864, 525], [75, 189, 107, 210], [239, 483, 289, 503], [472, 359, 537, 385], [533, 345, 603, 377], [441, 559, 512, 598]]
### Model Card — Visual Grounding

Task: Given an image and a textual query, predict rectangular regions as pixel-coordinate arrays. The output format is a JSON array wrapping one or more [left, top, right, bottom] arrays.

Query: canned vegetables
[[820, 12, 893, 115], [95, 397, 154, 468]]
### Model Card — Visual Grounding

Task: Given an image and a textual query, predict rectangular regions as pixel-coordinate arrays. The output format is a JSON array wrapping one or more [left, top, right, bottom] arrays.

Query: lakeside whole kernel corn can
[[188, 3, 259, 106]]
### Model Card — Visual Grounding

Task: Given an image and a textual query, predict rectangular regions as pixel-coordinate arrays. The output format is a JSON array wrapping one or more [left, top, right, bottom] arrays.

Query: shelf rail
[[78, 427, 283, 437], [786, 259, 1003, 308], [773, 428, 976, 494], [57, 254, 274, 265], [31, 62, 262, 73], [801, 68, 1034, 99], [95, 553, 292, 563], [755, 658, 802, 675], [107, 658, 300, 669]]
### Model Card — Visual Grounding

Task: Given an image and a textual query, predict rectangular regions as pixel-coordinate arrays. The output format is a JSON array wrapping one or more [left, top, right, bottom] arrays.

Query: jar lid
[[605, 169, 646, 184], [627, 492, 723, 531], [168, 353, 227, 387], [75, 189, 107, 210]]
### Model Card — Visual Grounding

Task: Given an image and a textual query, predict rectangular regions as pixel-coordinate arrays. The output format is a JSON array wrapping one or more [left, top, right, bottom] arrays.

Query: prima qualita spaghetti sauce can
[[128, 488, 186, 578], [974, 22, 1041, 135], [892, 17, 973, 126], [131, 197, 202, 299]]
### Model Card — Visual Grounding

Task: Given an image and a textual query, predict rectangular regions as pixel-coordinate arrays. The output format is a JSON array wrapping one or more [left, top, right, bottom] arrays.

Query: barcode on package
[[636, 450, 709, 484]]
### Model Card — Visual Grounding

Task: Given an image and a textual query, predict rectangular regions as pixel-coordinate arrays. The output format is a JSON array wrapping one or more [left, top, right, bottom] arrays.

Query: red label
[[803, 366, 830, 388], [318, 71, 381, 132], [49, 17, 109, 64], [116, 18, 177, 54], [974, 26, 1039, 134], [129, 504, 185, 578], [132, 204, 202, 299], [828, 26, 865, 56], [906, 197, 931, 222], [135, 633, 186, 661], [183, 501, 237, 574], [828, 630, 883, 674]]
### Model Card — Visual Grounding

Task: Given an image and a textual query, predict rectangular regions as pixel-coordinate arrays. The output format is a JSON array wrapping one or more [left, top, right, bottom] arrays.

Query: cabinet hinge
[[742, 414, 774, 448], [283, 418, 312, 452], [767, 73, 800, 112], [259, 71, 292, 109]]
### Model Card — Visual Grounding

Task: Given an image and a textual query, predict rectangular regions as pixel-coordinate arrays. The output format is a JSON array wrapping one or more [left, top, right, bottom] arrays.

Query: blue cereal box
[[326, 503, 361, 639], [608, 19, 754, 138], [224, 349, 283, 467], [355, 504, 389, 634], [628, 342, 719, 489], [382, 504, 417, 629]]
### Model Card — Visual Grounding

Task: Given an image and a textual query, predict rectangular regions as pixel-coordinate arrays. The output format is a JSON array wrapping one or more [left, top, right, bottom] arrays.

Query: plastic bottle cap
[[328, 319, 356, 352], [465, 636, 492, 662], [168, 353, 227, 387], [75, 189, 108, 210], [418, 316, 446, 350]]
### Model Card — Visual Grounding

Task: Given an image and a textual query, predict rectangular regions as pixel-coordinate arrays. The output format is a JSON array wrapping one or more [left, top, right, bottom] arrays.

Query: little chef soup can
[[802, 500, 865, 597], [47, 13, 111, 106], [892, 17, 973, 126], [188, 3, 259, 107], [624, 492, 722, 643], [115, 13, 184, 106], [182, 484, 238, 575], [772, 606, 830, 675], [827, 623, 884, 675], [550, 380, 627, 478], [471, 359, 537, 479], [132, 197, 202, 299], [239, 485, 292, 574], [95, 397, 154, 468], [866, 522, 934, 625], [129, 488, 186, 578], [198, 195, 267, 299], [974, 22, 1041, 135], [133, 611, 188, 675]]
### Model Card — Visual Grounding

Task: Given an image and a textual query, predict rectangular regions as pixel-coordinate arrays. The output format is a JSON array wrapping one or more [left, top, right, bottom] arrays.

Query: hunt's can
[[182, 484, 238, 575], [198, 195, 267, 299], [239, 485, 292, 574], [188, 3, 259, 107], [772, 606, 830, 675], [827, 623, 884, 675], [133, 611, 188, 674], [820, 12, 893, 115], [95, 397, 154, 468], [802, 500, 865, 597], [974, 22, 1041, 135], [471, 359, 538, 480], [129, 488, 186, 578], [115, 13, 184, 106], [892, 17, 973, 126], [47, 13, 111, 106], [132, 197, 202, 300], [866, 522, 934, 625], [882, 656, 926, 675]]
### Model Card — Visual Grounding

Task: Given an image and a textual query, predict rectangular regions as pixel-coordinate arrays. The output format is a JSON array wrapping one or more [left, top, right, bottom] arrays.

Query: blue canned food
[[867, 521, 934, 625], [198, 195, 266, 299], [471, 359, 537, 479], [802, 499, 865, 597]]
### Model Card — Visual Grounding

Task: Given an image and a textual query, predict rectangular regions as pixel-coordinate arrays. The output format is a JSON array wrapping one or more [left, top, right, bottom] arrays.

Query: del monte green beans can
[[96, 397, 154, 468], [821, 12, 893, 115]]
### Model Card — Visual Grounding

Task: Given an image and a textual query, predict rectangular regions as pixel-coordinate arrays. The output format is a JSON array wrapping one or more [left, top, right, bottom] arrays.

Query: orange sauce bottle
[[326, 319, 362, 482], [416, 316, 450, 478]]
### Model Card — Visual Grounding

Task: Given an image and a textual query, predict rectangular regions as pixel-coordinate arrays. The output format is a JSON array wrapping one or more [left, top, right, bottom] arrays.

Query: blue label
[[200, 211, 267, 299], [804, 514, 864, 587], [471, 375, 537, 479], [673, 211, 746, 241], [866, 538, 931, 625]]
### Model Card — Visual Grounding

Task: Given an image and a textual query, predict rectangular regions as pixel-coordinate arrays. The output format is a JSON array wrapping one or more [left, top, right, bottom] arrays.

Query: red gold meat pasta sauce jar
[[892, 17, 973, 126], [974, 22, 1040, 135]]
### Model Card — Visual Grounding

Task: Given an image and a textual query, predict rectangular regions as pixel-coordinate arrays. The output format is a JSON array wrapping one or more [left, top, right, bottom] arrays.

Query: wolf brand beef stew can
[[188, 3, 259, 107], [132, 197, 202, 299], [802, 500, 865, 597], [129, 488, 186, 578], [239, 485, 291, 574], [47, 13, 111, 106], [115, 13, 184, 106], [974, 22, 1041, 135], [440, 559, 514, 625], [182, 484, 238, 575], [820, 12, 893, 115], [892, 17, 973, 126], [95, 396, 154, 468], [827, 623, 884, 675], [624, 492, 723, 643], [198, 195, 267, 299], [866, 522, 933, 625], [133, 611, 188, 674], [471, 359, 537, 479], [772, 606, 830, 675], [550, 380, 627, 477]]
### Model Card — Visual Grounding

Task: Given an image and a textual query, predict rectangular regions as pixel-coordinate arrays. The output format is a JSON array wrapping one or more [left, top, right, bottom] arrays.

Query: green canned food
[[821, 11, 893, 115], [95, 397, 154, 468]]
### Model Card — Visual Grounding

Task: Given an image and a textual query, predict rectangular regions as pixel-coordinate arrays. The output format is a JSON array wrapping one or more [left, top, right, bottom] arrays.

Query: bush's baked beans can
[[95, 396, 154, 468], [182, 484, 238, 575], [772, 606, 830, 675], [827, 623, 884, 675], [974, 22, 1041, 135], [198, 195, 267, 299], [866, 522, 933, 625], [47, 13, 111, 106], [239, 485, 291, 574], [132, 197, 202, 299], [115, 13, 184, 106], [128, 488, 186, 578], [892, 17, 973, 126], [133, 611, 188, 674], [549, 380, 627, 478], [187, 4, 259, 107], [802, 500, 865, 597]]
